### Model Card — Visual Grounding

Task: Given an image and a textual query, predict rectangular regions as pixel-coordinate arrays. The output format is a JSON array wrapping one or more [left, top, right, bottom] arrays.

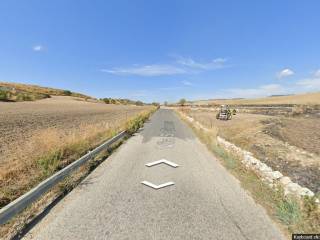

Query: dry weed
[[0, 109, 153, 207]]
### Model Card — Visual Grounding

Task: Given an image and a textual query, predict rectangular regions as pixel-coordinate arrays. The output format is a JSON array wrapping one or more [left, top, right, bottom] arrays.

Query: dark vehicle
[[216, 105, 233, 120]]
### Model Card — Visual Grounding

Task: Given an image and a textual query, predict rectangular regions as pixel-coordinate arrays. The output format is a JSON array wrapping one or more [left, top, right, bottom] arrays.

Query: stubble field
[[181, 108, 320, 194], [0, 96, 152, 206]]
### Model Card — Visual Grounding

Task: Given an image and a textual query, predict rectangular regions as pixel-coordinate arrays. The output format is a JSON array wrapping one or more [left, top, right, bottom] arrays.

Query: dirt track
[[0, 96, 150, 166]]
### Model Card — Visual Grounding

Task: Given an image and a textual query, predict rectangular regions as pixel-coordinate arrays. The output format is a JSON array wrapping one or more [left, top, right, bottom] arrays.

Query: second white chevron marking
[[145, 159, 179, 168]]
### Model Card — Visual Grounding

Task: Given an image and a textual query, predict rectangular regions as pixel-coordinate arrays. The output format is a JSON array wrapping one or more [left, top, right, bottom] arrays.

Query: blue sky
[[1, 0, 320, 103]]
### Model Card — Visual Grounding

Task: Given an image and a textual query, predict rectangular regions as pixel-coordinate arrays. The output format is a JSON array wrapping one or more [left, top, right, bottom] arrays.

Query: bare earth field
[[0, 95, 154, 238], [183, 108, 320, 194], [0, 96, 152, 208], [0, 96, 150, 166], [193, 92, 320, 106]]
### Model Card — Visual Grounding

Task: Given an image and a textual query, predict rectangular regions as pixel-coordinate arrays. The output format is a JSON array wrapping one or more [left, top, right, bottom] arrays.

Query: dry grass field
[[0, 96, 153, 207], [193, 92, 320, 106], [180, 108, 320, 194], [0, 82, 93, 101]]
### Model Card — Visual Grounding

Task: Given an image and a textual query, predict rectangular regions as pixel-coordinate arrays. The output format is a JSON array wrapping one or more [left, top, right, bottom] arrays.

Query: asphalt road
[[24, 109, 285, 240]]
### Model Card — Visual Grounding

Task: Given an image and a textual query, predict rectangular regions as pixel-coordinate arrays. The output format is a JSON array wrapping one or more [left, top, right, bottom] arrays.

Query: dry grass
[[0, 82, 93, 100], [178, 110, 320, 237], [263, 117, 320, 155], [0, 96, 151, 166], [193, 92, 320, 106], [0, 109, 155, 208], [179, 107, 320, 194], [0, 108, 156, 239]]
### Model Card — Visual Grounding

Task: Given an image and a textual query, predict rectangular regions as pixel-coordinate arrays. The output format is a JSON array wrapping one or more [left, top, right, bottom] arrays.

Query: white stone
[[210, 132, 316, 201], [298, 187, 315, 197], [258, 163, 273, 173], [252, 161, 263, 170], [245, 155, 259, 165], [286, 182, 301, 194], [243, 151, 252, 156], [271, 171, 283, 179], [280, 177, 292, 186], [262, 171, 282, 181]]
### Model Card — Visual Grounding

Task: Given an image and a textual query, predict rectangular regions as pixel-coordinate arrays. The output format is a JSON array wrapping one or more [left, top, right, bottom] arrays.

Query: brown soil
[[192, 91, 320, 105], [263, 117, 320, 155], [0, 96, 150, 167], [183, 108, 320, 193]]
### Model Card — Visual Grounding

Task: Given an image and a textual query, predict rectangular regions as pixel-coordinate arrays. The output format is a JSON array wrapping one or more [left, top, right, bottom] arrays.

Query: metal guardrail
[[0, 131, 127, 225]]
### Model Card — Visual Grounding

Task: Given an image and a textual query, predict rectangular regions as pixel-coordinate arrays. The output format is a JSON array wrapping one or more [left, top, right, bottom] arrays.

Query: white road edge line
[[145, 159, 179, 168], [141, 181, 175, 189]]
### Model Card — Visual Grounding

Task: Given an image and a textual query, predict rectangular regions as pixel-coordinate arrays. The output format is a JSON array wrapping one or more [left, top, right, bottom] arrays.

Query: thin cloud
[[296, 71, 320, 89], [297, 78, 320, 89], [181, 80, 193, 86], [277, 68, 294, 79], [33, 45, 44, 52], [222, 84, 286, 99], [214, 70, 320, 100], [313, 69, 320, 78], [101, 64, 186, 76], [158, 86, 183, 91], [102, 56, 229, 77], [176, 56, 227, 70]]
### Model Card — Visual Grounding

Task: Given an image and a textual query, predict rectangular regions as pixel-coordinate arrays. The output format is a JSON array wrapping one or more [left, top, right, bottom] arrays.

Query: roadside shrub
[[276, 197, 301, 225], [0, 90, 9, 101], [135, 100, 144, 106], [126, 115, 144, 134], [37, 150, 64, 177], [126, 110, 154, 134], [298, 196, 320, 232], [63, 90, 72, 96], [42, 93, 51, 99], [151, 102, 160, 107], [102, 98, 111, 104], [16, 93, 34, 101], [212, 145, 238, 170]]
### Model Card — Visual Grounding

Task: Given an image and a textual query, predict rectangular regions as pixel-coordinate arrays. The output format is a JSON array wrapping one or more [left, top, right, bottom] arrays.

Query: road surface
[[24, 109, 285, 240]]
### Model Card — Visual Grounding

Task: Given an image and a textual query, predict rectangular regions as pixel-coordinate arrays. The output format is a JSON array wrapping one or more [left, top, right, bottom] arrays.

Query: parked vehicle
[[216, 105, 233, 120]]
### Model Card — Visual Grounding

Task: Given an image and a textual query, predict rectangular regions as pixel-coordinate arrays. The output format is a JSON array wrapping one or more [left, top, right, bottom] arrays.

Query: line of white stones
[[180, 111, 318, 202]]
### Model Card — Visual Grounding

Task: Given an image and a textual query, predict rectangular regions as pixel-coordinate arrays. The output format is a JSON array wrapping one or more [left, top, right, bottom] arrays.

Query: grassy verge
[[178, 110, 320, 238], [0, 108, 156, 239]]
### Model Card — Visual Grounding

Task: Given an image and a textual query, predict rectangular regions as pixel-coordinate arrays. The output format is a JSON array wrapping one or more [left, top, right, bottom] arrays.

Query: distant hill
[[0, 82, 93, 102], [191, 92, 320, 106]]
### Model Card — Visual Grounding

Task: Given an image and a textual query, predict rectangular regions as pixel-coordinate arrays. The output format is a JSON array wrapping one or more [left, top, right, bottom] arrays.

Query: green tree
[[179, 98, 186, 106], [102, 98, 111, 104], [63, 90, 72, 96], [151, 102, 159, 106], [0, 90, 9, 101], [135, 100, 143, 106]]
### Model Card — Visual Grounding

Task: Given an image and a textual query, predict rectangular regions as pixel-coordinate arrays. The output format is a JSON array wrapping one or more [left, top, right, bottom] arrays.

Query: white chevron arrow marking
[[141, 181, 175, 189], [145, 159, 179, 168]]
